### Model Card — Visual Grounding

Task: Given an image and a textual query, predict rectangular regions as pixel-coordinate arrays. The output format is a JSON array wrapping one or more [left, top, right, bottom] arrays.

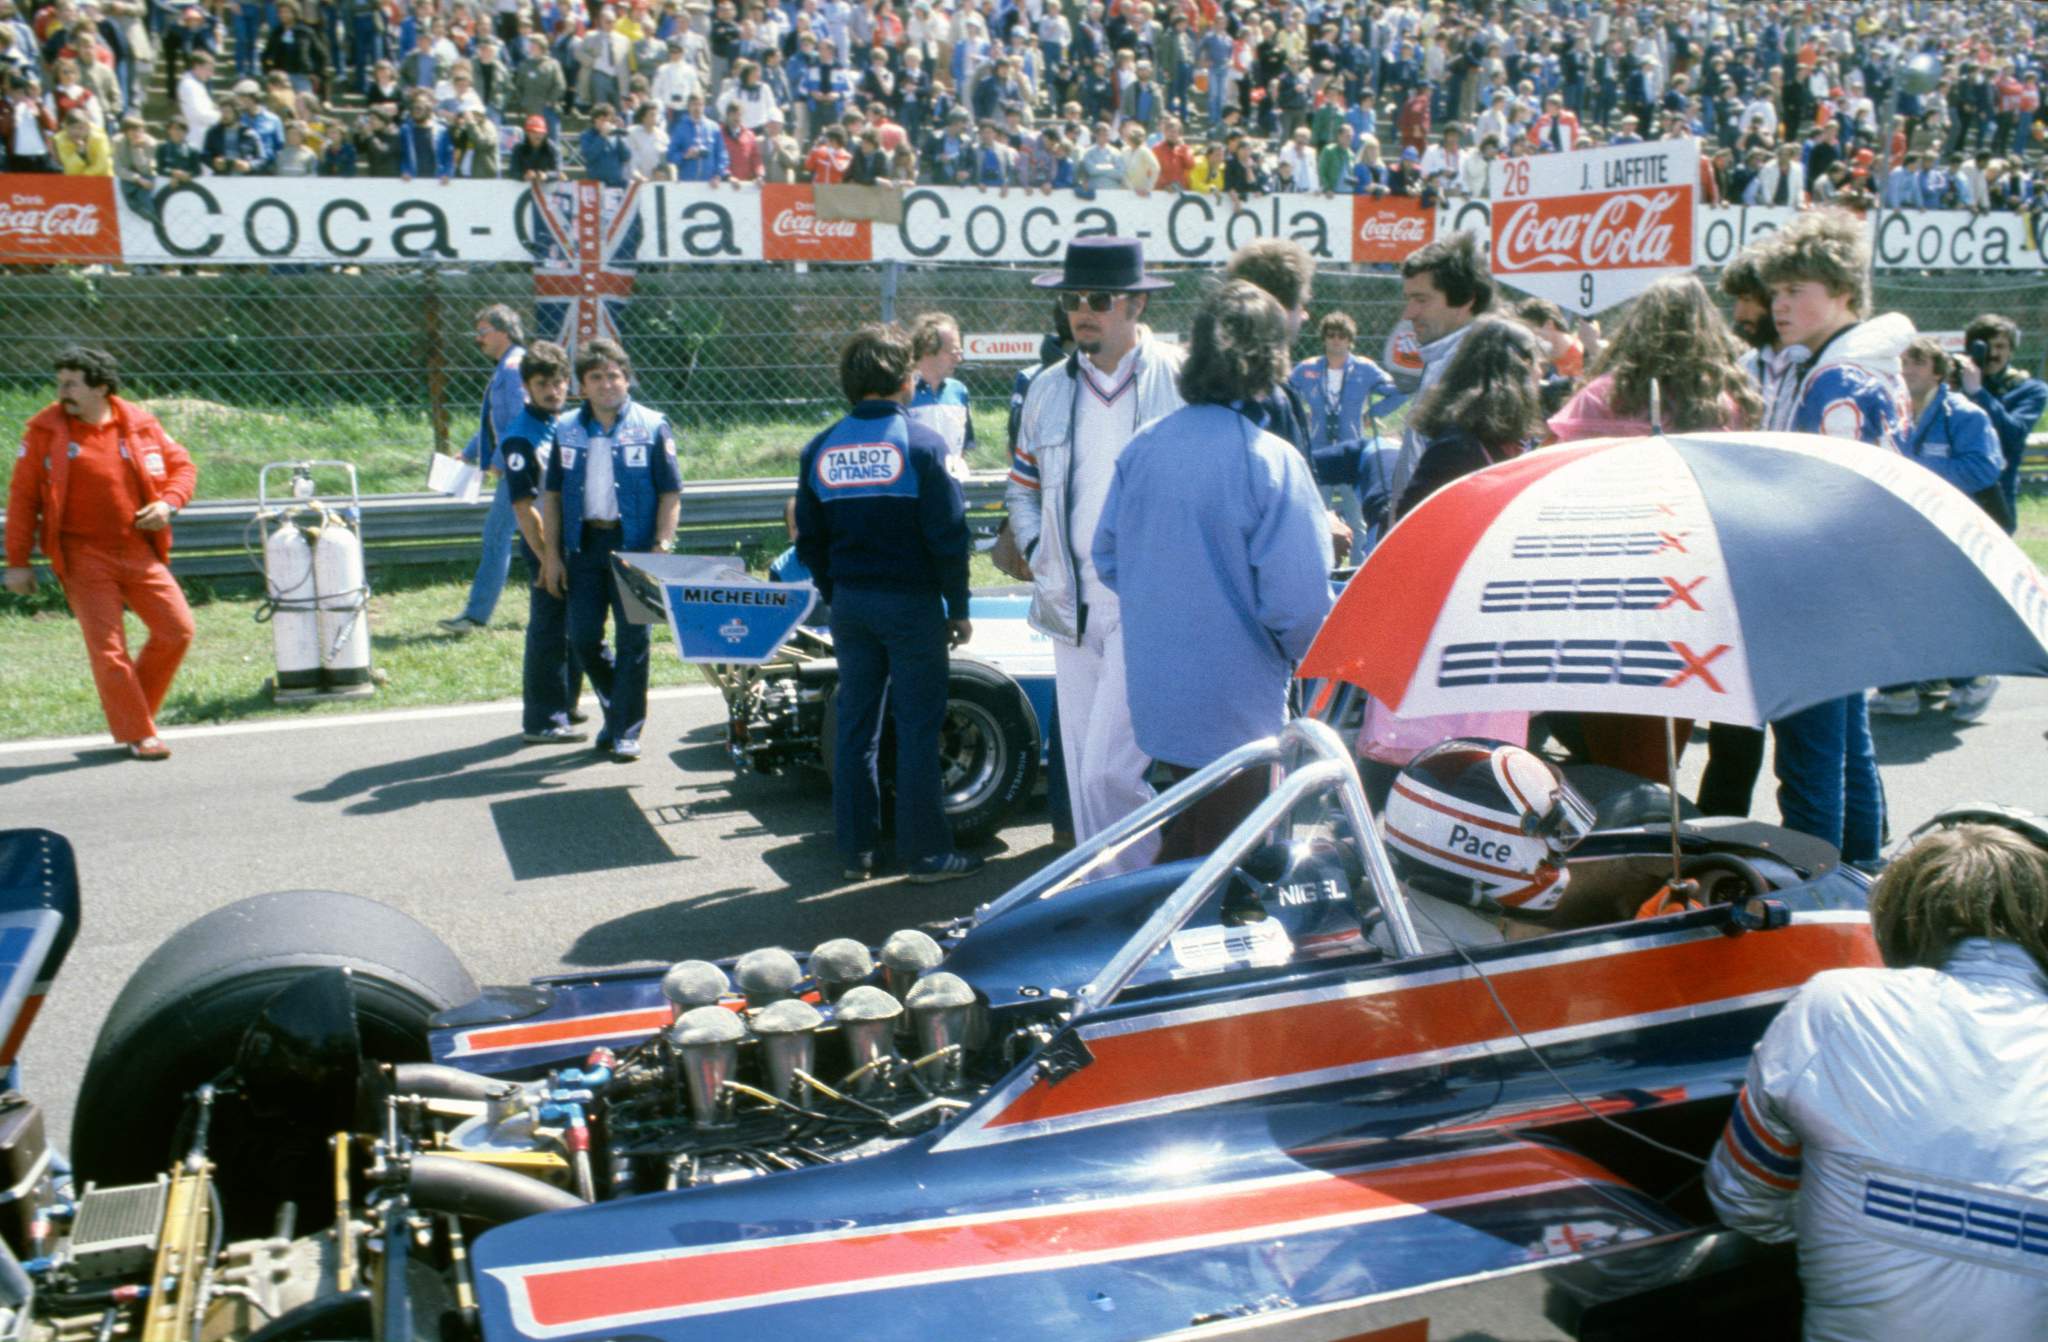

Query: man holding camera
[[1954, 313, 2045, 534]]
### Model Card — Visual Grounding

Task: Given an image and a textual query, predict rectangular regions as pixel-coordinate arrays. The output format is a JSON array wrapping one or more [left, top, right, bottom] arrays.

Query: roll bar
[[974, 719, 1424, 1020]]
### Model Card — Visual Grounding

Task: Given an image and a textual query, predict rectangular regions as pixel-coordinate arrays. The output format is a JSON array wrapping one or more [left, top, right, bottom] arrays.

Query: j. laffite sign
[[1491, 141, 1697, 314], [0, 172, 2037, 276]]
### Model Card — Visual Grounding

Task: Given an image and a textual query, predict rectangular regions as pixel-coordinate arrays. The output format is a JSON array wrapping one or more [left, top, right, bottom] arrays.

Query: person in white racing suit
[[1706, 806, 2048, 1341]]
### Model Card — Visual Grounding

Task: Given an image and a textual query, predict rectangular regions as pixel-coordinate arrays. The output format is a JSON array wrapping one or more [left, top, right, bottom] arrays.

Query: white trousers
[[1053, 617, 1160, 874]]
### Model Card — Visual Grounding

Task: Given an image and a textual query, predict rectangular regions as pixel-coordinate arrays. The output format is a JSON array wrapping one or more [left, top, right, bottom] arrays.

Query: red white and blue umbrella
[[1300, 431, 2048, 727]]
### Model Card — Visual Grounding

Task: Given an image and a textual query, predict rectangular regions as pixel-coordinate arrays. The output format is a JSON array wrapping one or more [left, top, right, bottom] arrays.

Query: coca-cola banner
[[1351, 195, 1435, 265], [1490, 140, 1697, 315], [113, 175, 534, 264], [760, 182, 870, 262], [0, 176, 121, 261]]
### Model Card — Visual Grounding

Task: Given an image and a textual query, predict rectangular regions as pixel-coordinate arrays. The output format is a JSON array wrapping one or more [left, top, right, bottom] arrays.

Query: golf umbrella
[[1299, 431, 2048, 727]]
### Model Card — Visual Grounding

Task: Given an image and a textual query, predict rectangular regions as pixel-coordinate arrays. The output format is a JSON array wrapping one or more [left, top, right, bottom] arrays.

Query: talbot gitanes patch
[[817, 441, 906, 488]]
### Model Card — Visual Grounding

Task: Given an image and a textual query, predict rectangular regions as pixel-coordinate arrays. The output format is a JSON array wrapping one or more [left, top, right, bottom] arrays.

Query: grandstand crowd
[[5, 0, 2048, 213]]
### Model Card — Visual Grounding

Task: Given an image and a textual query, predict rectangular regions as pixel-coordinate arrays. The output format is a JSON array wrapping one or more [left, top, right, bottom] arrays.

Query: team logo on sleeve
[[817, 441, 907, 488], [1819, 399, 1865, 440], [506, 451, 526, 473]]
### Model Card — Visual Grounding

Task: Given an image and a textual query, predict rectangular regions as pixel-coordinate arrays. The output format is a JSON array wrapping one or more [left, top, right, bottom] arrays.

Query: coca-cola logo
[[1494, 191, 1681, 271], [0, 200, 102, 239], [769, 205, 858, 240], [1357, 213, 1428, 243]]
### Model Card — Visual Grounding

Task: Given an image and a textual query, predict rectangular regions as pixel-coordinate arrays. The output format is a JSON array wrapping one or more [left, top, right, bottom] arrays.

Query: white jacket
[[1707, 938, 2048, 1342], [1006, 330, 1184, 645]]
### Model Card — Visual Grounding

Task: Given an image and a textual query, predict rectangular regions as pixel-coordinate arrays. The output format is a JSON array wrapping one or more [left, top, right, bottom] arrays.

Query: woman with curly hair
[[1395, 315, 1548, 519], [1545, 274, 1762, 440]]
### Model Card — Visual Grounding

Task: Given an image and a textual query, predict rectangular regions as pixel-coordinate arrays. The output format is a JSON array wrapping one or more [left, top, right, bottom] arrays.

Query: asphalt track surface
[[7, 673, 2048, 1172]]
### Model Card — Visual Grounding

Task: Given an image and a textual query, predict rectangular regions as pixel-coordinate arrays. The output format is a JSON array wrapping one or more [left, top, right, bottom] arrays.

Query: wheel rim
[[939, 700, 1008, 812]]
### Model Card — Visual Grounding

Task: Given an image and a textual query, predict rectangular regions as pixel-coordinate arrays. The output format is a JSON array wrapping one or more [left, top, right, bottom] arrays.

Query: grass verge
[[0, 387, 1015, 501], [0, 553, 1013, 742]]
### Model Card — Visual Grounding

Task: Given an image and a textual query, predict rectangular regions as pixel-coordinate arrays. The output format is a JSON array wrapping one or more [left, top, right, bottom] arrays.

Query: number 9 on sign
[[1579, 273, 1594, 309]]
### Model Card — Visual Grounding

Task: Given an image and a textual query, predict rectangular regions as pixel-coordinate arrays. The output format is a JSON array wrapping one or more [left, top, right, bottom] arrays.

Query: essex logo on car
[[817, 442, 906, 489]]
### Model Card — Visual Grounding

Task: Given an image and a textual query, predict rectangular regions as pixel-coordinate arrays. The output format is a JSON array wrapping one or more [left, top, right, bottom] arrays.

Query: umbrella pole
[[1664, 716, 1683, 885]]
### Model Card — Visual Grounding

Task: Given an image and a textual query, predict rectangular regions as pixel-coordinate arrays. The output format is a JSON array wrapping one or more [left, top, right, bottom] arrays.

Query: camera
[[1968, 338, 1991, 368]]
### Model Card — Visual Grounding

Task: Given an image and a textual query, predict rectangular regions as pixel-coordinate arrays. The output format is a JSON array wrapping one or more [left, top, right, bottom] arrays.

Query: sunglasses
[[1057, 291, 1123, 313]]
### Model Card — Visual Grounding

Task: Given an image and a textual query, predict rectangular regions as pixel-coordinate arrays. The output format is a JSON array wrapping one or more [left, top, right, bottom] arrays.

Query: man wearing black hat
[[1006, 237, 1184, 871]]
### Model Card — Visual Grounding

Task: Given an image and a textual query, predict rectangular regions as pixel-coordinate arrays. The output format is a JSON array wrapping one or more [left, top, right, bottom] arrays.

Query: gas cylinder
[[264, 517, 321, 692], [309, 509, 371, 689]]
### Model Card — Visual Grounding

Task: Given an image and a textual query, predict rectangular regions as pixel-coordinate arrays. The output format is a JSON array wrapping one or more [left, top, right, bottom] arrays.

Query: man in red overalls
[[5, 348, 198, 760]]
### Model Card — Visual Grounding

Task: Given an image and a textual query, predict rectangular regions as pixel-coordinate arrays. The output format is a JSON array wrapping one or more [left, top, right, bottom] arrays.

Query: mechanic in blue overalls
[[539, 339, 682, 762], [795, 324, 982, 884], [497, 339, 591, 745], [906, 312, 975, 480]]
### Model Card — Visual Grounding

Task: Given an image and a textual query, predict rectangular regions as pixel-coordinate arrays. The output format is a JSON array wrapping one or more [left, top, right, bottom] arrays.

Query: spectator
[[795, 323, 980, 883], [261, 2, 326, 97], [155, 114, 202, 185], [1076, 119, 1120, 192], [108, 109, 153, 213], [1956, 312, 2046, 534], [343, 0, 384, 95], [625, 99, 669, 178], [350, 106, 401, 176], [44, 56, 104, 130], [397, 94, 453, 180], [3, 70, 56, 170], [509, 34, 566, 135], [1152, 113, 1192, 189], [803, 122, 850, 181], [1511, 295, 1585, 385], [578, 101, 631, 184], [1745, 142, 1806, 206], [1755, 210, 1913, 865], [719, 100, 759, 181], [1389, 230, 1491, 503], [1094, 280, 1333, 861], [1351, 132, 1389, 193], [538, 337, 682, 762], [1289, 309, 1397, 535], [1396, 315, 1546, 520], [1222, 131, 1265, 201], [759, 110, 801, 182], [510, 113, 561, 183], [576, 7, 630, 111], [5, 347, 197, 762], [906, 310, 972, 477], [663, 90, 724, 179], [53, 105, 109, 173], [1277, 123, 1315, 191], [971, 117, 1014, 186], [1008, 237, 1183, 871], [272, 116, 319, 175], [1707, 816, 2048, 1342], [1118, 119, 1156, 192], [1316, 121, 1354, 192], [452, 104, 499, 178]]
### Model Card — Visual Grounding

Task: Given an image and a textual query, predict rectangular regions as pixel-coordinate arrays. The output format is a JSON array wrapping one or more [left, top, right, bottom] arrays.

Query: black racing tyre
[[936, 660, 1039, 847], [72, 890, 478, 1232], [820, 661, 1039, 847]]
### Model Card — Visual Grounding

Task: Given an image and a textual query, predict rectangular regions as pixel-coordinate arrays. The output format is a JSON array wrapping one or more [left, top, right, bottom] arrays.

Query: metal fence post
[[881, 260, 901, 324], [423, 266, 450, 455]]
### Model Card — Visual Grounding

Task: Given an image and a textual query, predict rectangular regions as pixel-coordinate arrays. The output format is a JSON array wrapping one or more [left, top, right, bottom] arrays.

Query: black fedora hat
[[1031, 237, 1174, 292]]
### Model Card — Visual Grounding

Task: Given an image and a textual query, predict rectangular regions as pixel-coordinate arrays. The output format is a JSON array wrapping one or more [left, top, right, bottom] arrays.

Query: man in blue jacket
[[496, 340, 589, 743], [1956, 313, 2045, 534], [665, 91, 728, 181], [796, 324, 981, 884], [443, 305, 529, 634], [1872, 337, 2008, 724], [539, 339, 681, 761]]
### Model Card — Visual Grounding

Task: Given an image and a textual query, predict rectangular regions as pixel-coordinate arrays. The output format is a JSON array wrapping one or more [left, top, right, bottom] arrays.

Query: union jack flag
[[529, 180, 642, 360]]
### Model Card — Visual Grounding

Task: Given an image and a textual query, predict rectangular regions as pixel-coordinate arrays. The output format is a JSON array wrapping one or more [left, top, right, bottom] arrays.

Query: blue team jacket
[[543, 398, 682, 554], [1905, 385, 2004, 495], [793, 400, 969, 618]]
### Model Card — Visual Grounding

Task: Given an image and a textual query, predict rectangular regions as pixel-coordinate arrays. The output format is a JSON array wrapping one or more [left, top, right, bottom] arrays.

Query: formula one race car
[[1, 717, 1877, 1342], [698, 591, 1054, 844]]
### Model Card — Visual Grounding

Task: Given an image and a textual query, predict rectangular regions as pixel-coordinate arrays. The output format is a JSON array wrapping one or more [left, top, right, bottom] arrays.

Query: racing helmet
[[1383, 739, 1596, 915]]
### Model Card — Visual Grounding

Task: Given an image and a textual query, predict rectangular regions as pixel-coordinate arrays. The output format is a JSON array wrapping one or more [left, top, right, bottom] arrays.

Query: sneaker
[[438, 616, 486, 634], [1867, 688, 1920, 717], [908, 853, 984, 884], [1948, 676, 1999, 724], [127, 736, 171, 761], [523, 725, 588, 745], [842, 851, 881, 881], [609, 738, 642, 762], [568, 708, 590, 725]]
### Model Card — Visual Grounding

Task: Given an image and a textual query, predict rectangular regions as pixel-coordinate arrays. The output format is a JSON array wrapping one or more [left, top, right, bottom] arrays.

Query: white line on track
[[0, 685, 724, 756]]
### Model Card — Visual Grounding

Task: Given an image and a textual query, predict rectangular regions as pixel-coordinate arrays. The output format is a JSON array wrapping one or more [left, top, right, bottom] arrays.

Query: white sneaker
[[1948, 676, 1999, 724], [1867, 688, 1920, 716]]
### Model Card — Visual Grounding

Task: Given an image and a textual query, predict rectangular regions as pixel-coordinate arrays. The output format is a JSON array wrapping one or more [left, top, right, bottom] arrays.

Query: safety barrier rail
[[1, 473, 1012, 582]]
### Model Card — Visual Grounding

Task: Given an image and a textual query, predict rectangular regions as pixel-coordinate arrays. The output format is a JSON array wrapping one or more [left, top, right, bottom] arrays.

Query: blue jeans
[[521, 543, 586, 734], [460, 474, 517, 624], [829, 585, 953, 866], [232, 5, 272, 76], [349, 15, 383, 92], [565, 528, 649, 748], [1206, 68, 1228, 123], [1772, 694, 1885, 864]]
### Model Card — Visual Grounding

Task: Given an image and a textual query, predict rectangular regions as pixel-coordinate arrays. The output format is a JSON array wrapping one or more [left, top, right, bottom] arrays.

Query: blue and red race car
[[2, 707, 1877, 1342]]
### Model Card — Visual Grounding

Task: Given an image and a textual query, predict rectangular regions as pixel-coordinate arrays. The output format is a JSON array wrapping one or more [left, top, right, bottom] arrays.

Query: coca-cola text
[[1493, 191, 1685, 272]]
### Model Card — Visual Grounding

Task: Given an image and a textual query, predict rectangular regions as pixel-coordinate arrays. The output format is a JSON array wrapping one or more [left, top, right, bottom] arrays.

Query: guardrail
[[1, 473, 1012, 582]]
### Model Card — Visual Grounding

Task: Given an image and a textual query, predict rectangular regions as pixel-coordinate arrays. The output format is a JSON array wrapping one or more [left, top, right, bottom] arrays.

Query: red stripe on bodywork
[[987, 921, 1877, 1130], [453, 1007, 672, 1055], [0, 993, 43, 1066], [1297, 440, 1620, 709], [512, 1145, 1619, 1329]]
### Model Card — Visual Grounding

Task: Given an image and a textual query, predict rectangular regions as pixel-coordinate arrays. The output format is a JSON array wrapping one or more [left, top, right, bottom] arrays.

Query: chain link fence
[[1, 260, 2044, 464]]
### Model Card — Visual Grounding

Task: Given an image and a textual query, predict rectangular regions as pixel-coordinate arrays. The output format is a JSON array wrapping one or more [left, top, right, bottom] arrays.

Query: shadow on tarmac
[[0, 747, 132, 788], [491, 785, 687, 881], [1868, 708, 1971, 766], [295, 734, 612, 815]]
